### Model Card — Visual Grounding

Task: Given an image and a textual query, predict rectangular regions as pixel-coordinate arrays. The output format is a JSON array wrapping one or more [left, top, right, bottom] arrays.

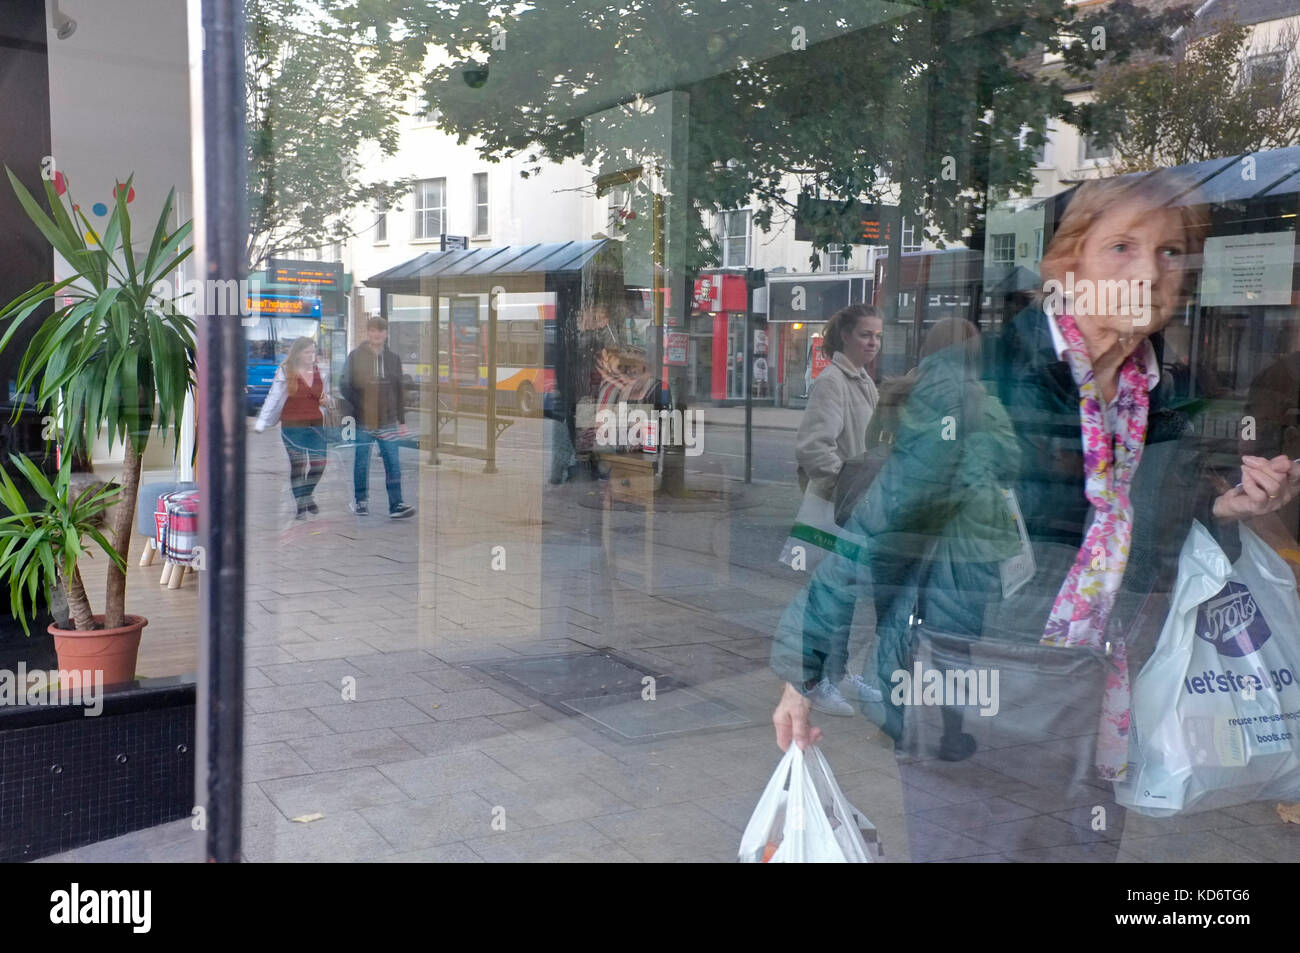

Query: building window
[[1020, 123, 1048, 165], [374, 208, 387, 244], [719, 209, 751, 268], [607, 186, 630, 233], [472, 172, 489, 238], [1081, 133, 1112, 162], [413, 178, 446, 240], [1034, 227, 1044, 263], [901, 216, 922, 253], [826, 245, 850, 273], [991, 232, 1016, 266], [1246, 50, 1287, 107]]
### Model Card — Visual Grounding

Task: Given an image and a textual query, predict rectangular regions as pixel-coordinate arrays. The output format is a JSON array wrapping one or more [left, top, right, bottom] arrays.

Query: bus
[[387, 291, 555, 415], [245, 310, 324, 413]]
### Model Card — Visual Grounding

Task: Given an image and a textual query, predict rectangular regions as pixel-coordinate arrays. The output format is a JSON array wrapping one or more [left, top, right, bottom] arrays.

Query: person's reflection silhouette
[[773, 318, 1020, 751], [774, 173, 1300, 862]]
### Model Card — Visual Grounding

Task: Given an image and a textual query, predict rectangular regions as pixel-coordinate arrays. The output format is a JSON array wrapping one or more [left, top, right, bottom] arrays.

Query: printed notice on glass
[[664, 332, 689, 366], [1198, 231, 1294, 307]]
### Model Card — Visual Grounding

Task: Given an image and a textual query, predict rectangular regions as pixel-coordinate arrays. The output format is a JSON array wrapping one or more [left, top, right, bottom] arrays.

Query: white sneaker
[[805, 677, 855, 716], [842, 673, 884, 704]]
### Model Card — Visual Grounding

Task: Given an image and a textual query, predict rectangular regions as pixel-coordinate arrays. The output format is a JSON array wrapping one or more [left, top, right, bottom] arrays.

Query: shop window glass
[[17, 0, 1300, 869]]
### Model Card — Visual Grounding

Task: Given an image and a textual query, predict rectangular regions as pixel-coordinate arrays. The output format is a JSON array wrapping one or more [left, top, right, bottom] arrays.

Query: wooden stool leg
[[160, 561, 174, 586], [140, 538, 157, 567], [168, 565, 185, 590]]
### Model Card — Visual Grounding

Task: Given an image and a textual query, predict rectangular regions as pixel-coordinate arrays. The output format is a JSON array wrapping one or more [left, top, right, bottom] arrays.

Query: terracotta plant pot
[[48, 615, 147, 687]]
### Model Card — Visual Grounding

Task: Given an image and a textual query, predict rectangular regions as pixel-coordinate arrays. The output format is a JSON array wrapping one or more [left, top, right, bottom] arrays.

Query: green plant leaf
[[142, 187, 177, 281], [84, 525, 125, 573], [7, 168, 84, 270], [115, 174, 137, 285]]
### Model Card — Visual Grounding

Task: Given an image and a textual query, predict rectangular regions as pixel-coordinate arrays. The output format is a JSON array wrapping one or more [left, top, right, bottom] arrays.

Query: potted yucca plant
[[0, 456, 134, 680], [0, 168, 195, 681]]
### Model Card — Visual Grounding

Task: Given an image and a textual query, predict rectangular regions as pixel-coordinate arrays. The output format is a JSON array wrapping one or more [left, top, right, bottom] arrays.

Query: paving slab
[[258, 765, 411, 818], [309, 698, 433, 732], [466, 819, 639, 863], [360, 793, 499, 851], [288, 728, 425, 772]]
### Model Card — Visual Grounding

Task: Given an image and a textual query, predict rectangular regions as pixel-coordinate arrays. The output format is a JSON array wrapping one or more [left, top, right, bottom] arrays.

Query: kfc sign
[[693, 276, 721, 311]]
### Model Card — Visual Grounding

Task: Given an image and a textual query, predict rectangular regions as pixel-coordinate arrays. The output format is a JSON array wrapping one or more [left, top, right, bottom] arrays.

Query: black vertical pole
[[743, 269, 754, 484], [200, 0, 246, 863]]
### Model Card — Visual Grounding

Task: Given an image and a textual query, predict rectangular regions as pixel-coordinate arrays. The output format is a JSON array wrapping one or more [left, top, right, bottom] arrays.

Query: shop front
[[766, 273, 874, 407], [690, 272, 773, 405]]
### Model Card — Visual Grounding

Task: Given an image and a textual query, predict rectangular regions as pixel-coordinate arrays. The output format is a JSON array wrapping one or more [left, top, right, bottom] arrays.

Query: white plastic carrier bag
[[778, 488, 868, 571], [1116, 521, 1300, 815], [739, 744, 878, 863]]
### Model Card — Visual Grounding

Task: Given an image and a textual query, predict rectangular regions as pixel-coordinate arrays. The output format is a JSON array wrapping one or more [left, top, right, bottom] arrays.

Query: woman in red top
[[254, 336, 331, 518]]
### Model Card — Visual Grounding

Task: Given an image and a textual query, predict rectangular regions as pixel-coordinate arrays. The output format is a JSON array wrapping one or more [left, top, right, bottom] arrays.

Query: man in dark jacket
[[341, 316, 414, 518]]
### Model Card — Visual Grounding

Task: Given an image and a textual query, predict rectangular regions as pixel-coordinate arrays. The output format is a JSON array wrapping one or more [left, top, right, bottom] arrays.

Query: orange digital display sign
[[247, 294, 322, 317], [795, 197, 899, 246], [270, 266, 339, 288]]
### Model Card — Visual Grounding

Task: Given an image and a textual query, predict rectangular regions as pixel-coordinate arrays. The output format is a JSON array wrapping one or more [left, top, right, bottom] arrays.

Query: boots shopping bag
[[778, 488, 868, 571], [1116, 521, 1300, 815], [739, 744, 878, 863]]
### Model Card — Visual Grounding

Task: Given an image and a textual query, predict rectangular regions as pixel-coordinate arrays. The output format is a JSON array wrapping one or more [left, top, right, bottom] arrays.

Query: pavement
[[36, 415, 1300, 863], [695, 404, 802, 431]]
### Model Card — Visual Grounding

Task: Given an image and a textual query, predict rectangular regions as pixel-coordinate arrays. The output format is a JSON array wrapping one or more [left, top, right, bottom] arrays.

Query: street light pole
[[742, 267, 765, 484]]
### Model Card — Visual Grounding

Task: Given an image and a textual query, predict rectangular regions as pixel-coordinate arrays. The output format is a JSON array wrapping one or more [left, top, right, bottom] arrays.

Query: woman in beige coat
[[797, 305, 881, 496], [794, 303, 882, 713]]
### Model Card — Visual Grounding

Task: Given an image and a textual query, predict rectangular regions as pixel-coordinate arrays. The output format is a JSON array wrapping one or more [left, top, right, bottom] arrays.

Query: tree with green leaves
[[349, 0, 1192, 262], [245, 0, 429, 269], [1083, 18, 1300, 173]]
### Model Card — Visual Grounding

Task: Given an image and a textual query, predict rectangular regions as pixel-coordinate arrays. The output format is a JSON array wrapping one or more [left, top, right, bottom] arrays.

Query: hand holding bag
[[779, 487, 869, 570], [739, 744, 878, 863]]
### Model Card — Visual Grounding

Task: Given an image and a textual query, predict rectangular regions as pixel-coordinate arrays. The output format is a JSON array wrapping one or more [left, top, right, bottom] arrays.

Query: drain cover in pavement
[[474, 650, 751, 741], [479, 651, 663, 698]]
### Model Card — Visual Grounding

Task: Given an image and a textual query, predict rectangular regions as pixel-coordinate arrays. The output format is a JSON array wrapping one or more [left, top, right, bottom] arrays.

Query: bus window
[[509, 320, 542, 367], [495, 324, 510, 367], [246, 316, 320, 362]]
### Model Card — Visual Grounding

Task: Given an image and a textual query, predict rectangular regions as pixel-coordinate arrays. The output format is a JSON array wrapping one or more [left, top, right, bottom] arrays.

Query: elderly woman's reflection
[[772, 172, 1300, 861]]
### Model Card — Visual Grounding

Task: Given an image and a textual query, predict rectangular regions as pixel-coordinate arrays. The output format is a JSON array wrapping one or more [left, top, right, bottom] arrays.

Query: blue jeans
[[353, 429, 404, 511]]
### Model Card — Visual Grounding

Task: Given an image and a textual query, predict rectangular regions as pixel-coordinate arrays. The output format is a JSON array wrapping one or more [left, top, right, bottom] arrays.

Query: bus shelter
[[366, 239, 627, 472]]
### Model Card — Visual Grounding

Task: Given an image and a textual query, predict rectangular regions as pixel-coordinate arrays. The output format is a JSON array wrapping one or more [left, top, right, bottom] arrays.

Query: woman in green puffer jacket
[[772, 318, 1023, 746]]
